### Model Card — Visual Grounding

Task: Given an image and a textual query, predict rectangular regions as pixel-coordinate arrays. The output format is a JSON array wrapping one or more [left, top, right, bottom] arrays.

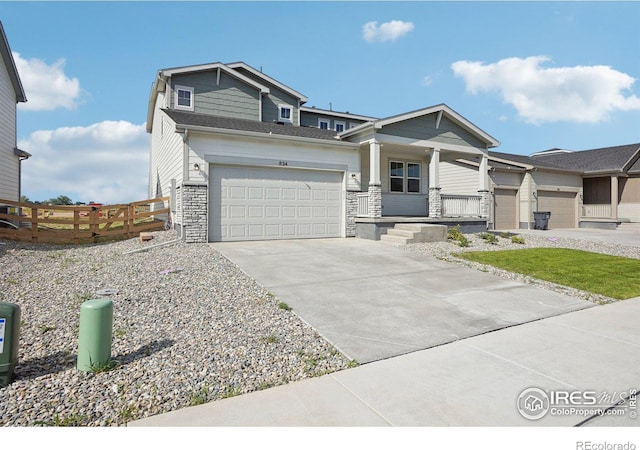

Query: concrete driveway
[[211, 238, 592, 363]]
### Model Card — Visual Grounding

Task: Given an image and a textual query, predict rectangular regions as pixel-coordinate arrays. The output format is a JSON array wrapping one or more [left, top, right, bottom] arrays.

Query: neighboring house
[[147, 61, 500, 242], [448, 144, 640, 230], [0, 21, 28, 212]]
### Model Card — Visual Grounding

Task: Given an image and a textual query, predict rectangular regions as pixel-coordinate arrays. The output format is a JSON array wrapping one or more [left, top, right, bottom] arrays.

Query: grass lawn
[[457, 248, 640, 300]]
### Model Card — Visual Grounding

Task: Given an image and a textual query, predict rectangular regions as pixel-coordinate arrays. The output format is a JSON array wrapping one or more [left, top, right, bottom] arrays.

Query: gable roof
[[339, 103, 500, 148], [226, 62, 308, 104], [163, 109, 343, 143], [0, 21, 26, 103]]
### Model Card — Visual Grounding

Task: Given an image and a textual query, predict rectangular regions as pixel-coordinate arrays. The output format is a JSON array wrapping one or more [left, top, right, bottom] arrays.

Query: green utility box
[[77, 298, 113, 372], [0, 302, 21, 387]]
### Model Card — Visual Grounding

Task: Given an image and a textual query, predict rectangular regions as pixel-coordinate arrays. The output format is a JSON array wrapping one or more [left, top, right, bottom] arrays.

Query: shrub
[[511, 236, 526, 245], [458, 236, 470, 247], [479, 232, 499, 244], [447, 225, 464, 241]]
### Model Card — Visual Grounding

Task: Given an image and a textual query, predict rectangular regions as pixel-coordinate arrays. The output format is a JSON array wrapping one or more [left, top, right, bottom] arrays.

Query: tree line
[[20, 195, 92, 206]]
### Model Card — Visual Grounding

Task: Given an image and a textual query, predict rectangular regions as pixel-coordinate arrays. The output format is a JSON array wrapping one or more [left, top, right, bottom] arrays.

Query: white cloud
[[422, 75, 433, 87], [363, 20, 414, 43], [19, 121, 150, 204], [451, 56, 640, 124], [12, 52, 82, 111]]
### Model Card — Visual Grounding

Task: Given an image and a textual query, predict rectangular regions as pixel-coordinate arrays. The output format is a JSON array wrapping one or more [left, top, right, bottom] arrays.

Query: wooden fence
[[0, 196, 170, 244]]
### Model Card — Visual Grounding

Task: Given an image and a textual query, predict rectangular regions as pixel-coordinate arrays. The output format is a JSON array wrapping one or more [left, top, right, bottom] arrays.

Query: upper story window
[[279, 104, 293, 123], [318, 119, 330, 130], [335, 121, 345, 133], [175, 85, 194, 111]]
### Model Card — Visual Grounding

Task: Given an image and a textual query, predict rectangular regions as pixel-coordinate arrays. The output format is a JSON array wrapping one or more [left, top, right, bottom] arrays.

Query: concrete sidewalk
[[130, 297, 640, 426]]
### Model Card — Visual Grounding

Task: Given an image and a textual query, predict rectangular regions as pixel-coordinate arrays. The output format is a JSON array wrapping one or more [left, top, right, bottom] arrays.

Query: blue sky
[[3, 1, 640, 203]]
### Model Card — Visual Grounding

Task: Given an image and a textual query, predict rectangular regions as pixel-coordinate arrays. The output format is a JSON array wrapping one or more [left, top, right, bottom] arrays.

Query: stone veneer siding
[[345, 191, 358, 237], [179, 182, 208, 243], [367, 184, 382, 218], [428, 187, 442, 218], [479, 190, 490, 219]]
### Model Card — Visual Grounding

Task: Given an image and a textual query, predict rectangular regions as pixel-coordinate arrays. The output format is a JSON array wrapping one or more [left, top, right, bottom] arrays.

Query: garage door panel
[[210, 165, 343, 241], [494, 189, 517, 230], [538, 191, 577, 229], [265, 188, 280, 200]]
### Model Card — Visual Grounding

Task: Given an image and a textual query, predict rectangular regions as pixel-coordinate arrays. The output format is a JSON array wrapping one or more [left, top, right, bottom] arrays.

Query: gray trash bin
[[533, 211, 551, 230]]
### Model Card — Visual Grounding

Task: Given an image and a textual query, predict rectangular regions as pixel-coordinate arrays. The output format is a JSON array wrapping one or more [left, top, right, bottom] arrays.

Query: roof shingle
[[163, 109, 340, 142]]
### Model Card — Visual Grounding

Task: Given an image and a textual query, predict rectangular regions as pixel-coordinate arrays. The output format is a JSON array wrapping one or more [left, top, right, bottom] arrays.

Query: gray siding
[[382, 114, 487, 149], [0, 55, 18, 201], [171, 72, 260, 121], [300, 110, 367, 130], [262, 88, 299, 124]]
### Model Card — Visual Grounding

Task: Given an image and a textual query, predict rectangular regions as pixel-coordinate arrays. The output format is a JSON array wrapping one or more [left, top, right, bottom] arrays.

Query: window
[[175, 85, 194, 111], [407, 163, 421, 193], [389, 161, 421, 193], [279, 104, 293, 123], [390, 161, 404, 192], [318, 119, 330, 130], [335, 121, 345, 133]]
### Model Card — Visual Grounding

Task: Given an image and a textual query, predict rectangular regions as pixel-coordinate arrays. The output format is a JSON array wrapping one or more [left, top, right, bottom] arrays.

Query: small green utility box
[[77, 298, 113, 372], [0, 302, 21, 387]]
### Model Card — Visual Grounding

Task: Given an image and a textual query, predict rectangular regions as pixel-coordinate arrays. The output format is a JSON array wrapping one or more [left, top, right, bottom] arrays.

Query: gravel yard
[[0, 232, 350, 426], [403, 230, 640, 305], [2, 229, 638, 427]]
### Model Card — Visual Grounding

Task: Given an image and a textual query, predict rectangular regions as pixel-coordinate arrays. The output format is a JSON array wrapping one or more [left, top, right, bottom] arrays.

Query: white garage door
[[209, 165, 343, 241], [538, 191, 577, 229]]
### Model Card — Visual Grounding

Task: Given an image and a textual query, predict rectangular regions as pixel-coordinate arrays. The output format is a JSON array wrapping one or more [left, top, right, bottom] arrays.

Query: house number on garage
[[278, 161, 288, 166]]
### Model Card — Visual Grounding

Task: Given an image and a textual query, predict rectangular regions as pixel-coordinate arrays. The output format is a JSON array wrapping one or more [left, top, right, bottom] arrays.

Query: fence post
[[30, 207, 38, 242]]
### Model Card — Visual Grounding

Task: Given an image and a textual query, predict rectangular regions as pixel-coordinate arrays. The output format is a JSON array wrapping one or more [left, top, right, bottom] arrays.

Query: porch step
[[380, 223, 448, 244]]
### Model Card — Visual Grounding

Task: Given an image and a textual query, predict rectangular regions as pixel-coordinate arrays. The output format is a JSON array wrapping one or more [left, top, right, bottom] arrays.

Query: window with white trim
[[318, 118, 330, 130], [389, 161, 421, 193], [335, 121, 345, 133], [175, 85, 194, 111], [278, 104, 293, 123]]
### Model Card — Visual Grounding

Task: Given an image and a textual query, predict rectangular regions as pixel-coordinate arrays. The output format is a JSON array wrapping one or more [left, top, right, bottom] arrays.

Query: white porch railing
[[357, 193, 369, 217], [441, 194, 481, 217], [582, 204, 612, 219]]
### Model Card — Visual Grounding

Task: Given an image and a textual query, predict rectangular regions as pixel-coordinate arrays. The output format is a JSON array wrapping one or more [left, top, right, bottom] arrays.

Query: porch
[[580, 176, 625, 229], [354, 215, 487, 241], [355, 191, 488, 240]]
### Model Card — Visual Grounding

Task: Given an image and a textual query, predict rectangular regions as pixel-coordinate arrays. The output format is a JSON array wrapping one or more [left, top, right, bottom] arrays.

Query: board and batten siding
[[381, 115, 487, 149], [171, 72, 261, 121], [149, 95, 185, 200], [0, 57, 19, 202]]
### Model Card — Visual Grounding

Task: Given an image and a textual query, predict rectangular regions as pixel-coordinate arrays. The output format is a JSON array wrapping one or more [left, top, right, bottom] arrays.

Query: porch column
[[611, 175, 619, 221], [478, 153, 490, 218], [368, 140, 382, 218], [428, 148, 442, 218]]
